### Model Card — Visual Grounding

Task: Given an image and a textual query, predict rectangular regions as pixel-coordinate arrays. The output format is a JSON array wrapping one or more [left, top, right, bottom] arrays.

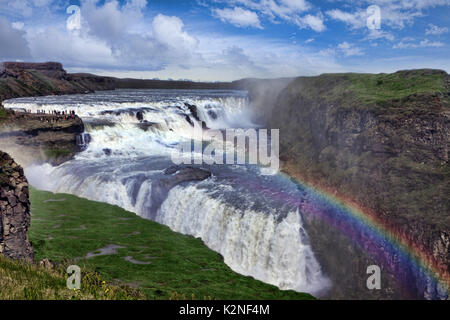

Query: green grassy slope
[[284, 69, 447, 108], [28, 187, 314, 300], [0, 254, 144, 300]]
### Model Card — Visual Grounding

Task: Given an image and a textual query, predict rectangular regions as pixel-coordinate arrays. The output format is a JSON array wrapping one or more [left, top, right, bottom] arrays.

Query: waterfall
[[156, 184, 330, 296], [76, 133, 91, 150], [6, 89, 331, 297]]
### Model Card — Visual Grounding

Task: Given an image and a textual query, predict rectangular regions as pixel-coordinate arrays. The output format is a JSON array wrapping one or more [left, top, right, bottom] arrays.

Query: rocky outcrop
[[0, 151, 33, 261], [0, 109, 86, 166], [252, 69, 450, 299]]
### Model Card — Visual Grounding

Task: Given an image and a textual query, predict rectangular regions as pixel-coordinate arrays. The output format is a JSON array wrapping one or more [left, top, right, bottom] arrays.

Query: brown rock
[[0, 151, 33, 262], [7, 196, 16, 207], [18, 192, 28, 203], [39, 258, 55, 270]]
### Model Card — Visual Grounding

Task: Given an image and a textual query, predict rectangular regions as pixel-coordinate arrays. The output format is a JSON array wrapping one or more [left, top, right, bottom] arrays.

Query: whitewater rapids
[[4, 89, 330, 296]]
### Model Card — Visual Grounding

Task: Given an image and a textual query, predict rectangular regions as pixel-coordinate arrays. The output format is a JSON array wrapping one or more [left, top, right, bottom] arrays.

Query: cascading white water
[[4, 89, 330, 297], [157, 184, 329, 295]]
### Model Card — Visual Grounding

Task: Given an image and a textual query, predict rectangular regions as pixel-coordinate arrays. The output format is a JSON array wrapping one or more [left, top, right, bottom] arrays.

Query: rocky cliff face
[[0, 62, 95, 166], [252, 69, 449, 299], [0, 109, 86, 166], [0, 151, 33, 261]]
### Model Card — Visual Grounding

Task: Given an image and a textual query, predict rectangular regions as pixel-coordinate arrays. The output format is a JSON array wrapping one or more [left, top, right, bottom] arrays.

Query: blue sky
[[0, 0, 449, 81]]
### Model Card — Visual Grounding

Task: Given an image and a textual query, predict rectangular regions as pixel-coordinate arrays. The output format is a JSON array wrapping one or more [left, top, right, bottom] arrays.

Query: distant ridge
[[0, 61, 247, 104], [0, 61, 297, 105]]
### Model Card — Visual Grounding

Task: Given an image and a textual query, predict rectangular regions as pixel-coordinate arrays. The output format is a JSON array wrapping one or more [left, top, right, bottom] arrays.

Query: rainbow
[[242, 171, 449, 299]]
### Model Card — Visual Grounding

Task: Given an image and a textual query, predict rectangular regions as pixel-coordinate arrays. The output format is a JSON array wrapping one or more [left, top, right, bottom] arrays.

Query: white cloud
[[90, 32, 347, 81], [25, 26, 115, 68], [296, 13, 326, 32], [213, 7, 263, 29], [326, 7, 418, 30], [11, 21, 24, 30], [278, 0, 310, 12], [0, 0, 59, 18], [152, 14, 200, 65], [318, 48, 336, 57], [17, 0, 201, 71], [33, 0, 53, 7], [224, 0, 311, 18], [327, 1, 450, 31], [0, 17, 31, 60], [386, 0, 450, 9], [5, 0, 33, 17], [188, 31, 346, 80], [82, 0, 146, 42], [426, 24, 449, 35], [209, 0, 326, 32], [326, 9, 366, 29], [419, 39, 445, 47], [337, 42, 364, 56], [393, 38, 445, 48], [365, 29, 395, 41], [220, 45, 267, 74], [318, 42, 364, 58]]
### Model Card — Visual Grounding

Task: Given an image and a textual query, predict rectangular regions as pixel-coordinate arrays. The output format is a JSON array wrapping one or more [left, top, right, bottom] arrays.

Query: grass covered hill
[[0, 254, 144, 300]]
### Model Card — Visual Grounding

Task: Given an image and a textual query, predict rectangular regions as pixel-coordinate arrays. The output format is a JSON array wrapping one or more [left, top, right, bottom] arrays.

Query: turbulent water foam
[[157, 185, 329, 295], [5, 89, 330, 296], [5, 90, 254, 159]]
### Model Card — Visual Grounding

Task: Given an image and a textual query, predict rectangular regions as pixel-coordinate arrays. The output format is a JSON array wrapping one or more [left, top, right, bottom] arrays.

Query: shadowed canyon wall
[[248, 69, 449, 299]]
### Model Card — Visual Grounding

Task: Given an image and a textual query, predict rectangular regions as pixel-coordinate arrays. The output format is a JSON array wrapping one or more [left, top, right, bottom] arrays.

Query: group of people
[[19, 108, 78, 123], [34, 109, 77, 117]]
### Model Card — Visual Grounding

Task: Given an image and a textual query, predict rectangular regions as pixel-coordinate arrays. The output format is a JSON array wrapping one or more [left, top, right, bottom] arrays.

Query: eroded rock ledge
[[0, 108, 86, 166]]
